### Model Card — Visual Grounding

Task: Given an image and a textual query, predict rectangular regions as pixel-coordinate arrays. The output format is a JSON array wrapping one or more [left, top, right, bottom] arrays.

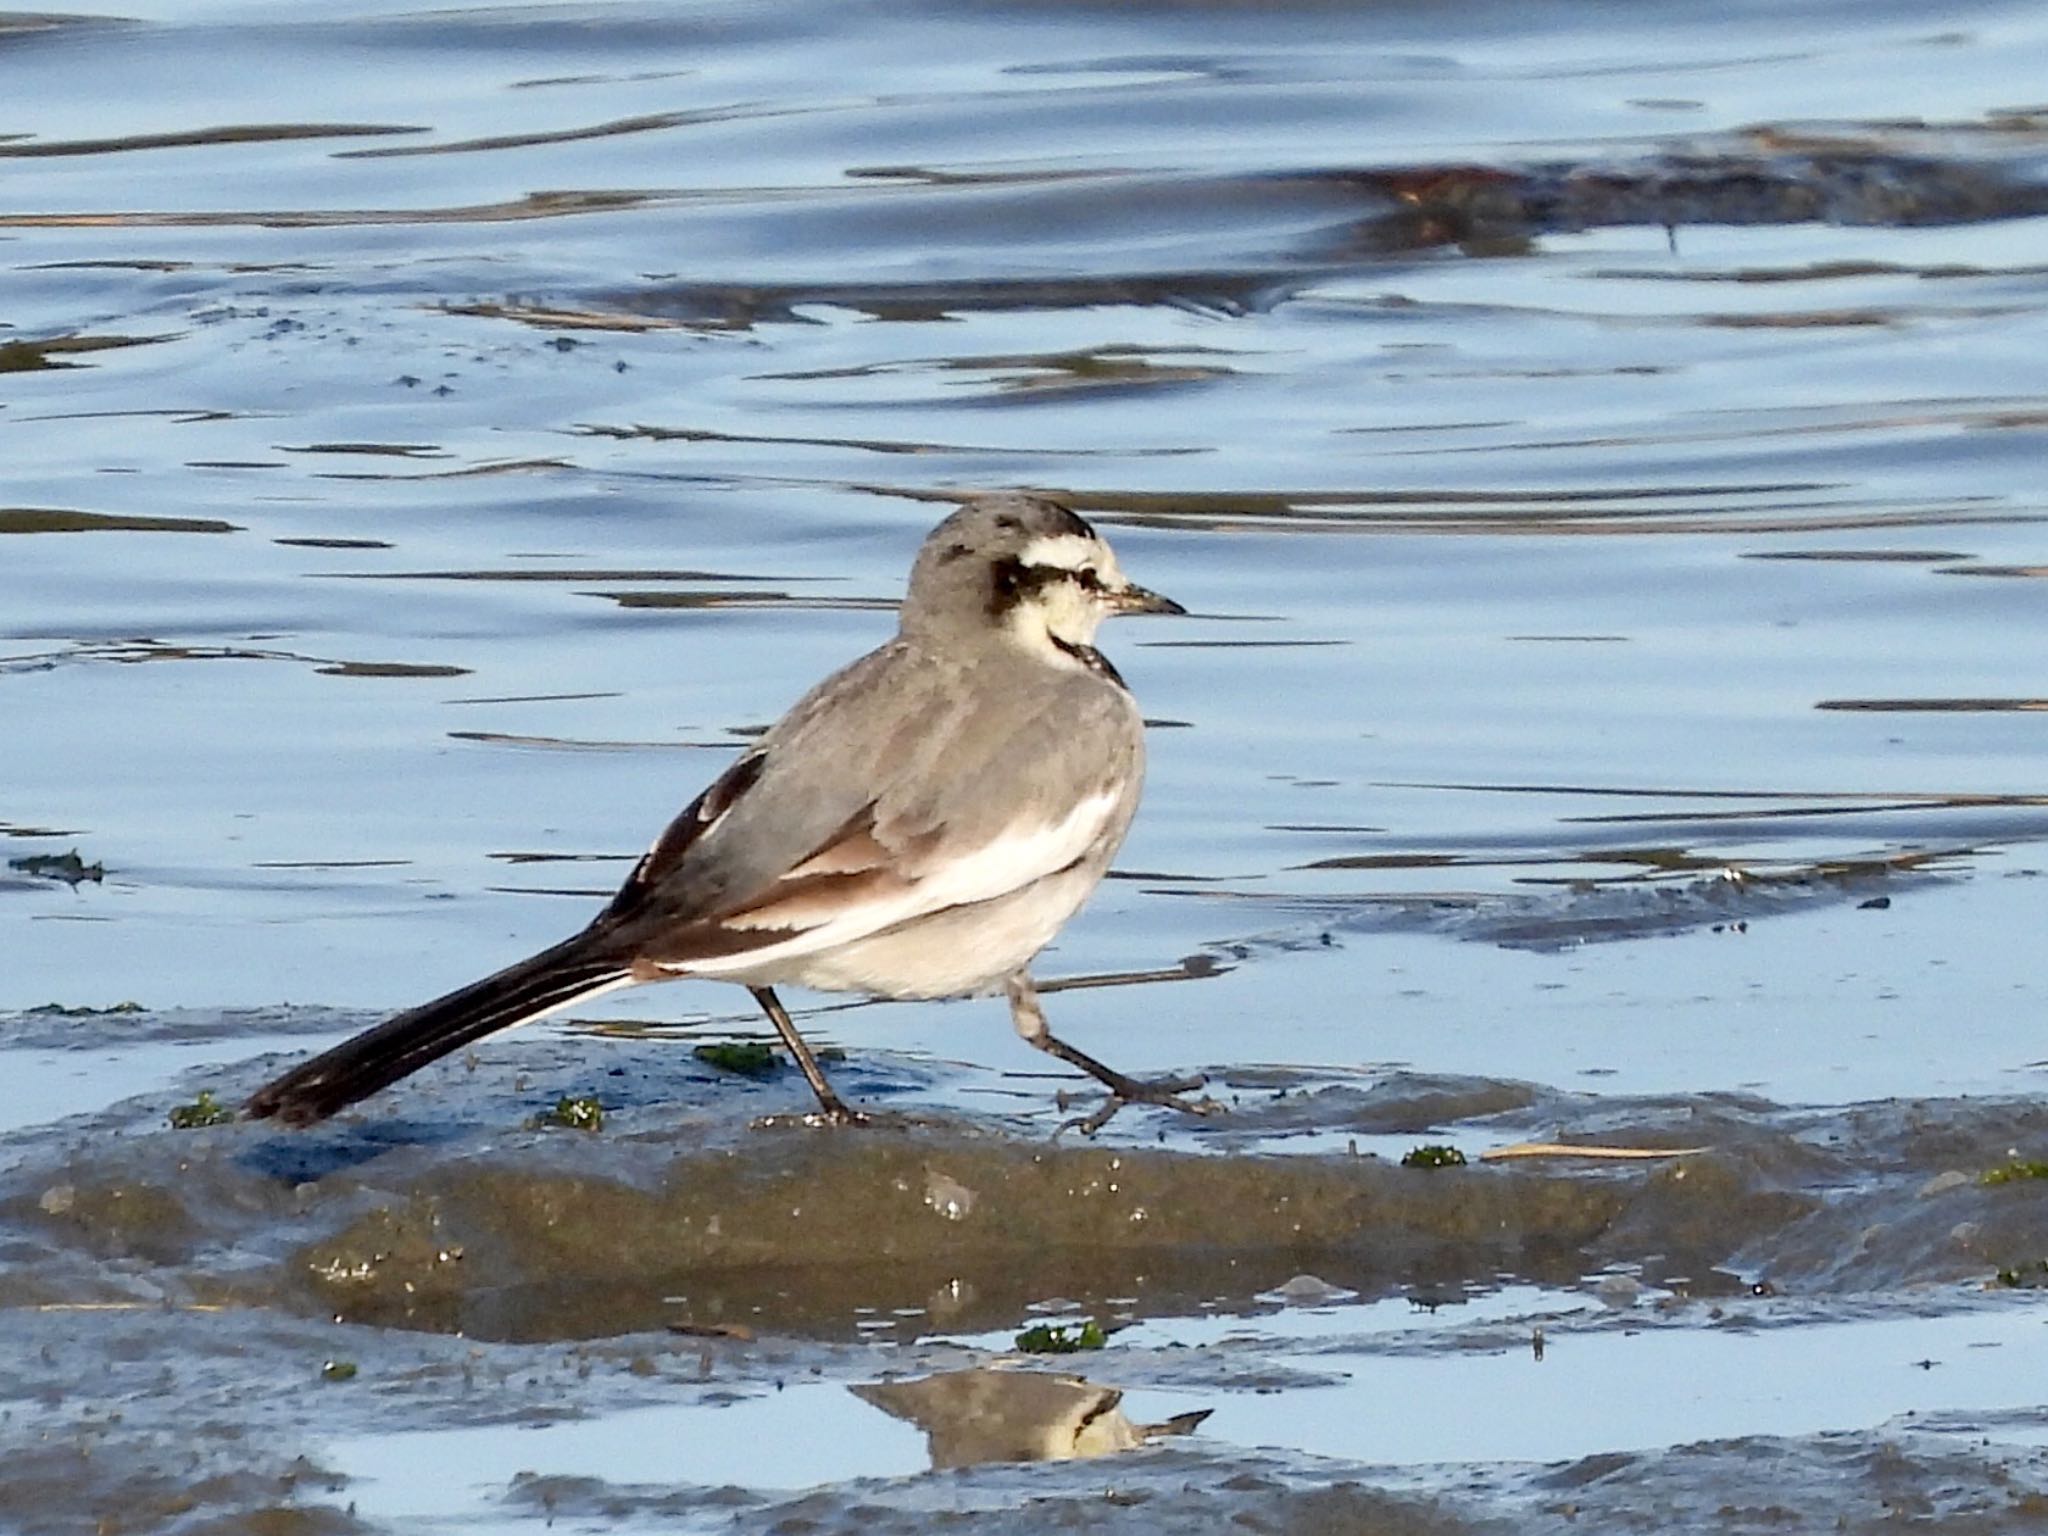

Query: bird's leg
[[749, 986, 866, 1125], [1003, 971, 1218, 1131]]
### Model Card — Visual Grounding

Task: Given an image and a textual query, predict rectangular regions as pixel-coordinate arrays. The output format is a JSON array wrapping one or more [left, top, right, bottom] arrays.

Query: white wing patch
[[678, 787, 1123, 979]]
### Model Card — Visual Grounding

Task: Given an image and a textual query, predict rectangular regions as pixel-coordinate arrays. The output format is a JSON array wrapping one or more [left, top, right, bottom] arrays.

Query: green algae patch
[[693, 1041, 780, 1078], [168, 1090, 235, 1130], [1981, 1160, 2048, 1186], [0, 508, 239, 534], [1401, 1144, 1468, 1170], [535, 1095, 605, 1132], [1015, 1319, 1107, 1354]]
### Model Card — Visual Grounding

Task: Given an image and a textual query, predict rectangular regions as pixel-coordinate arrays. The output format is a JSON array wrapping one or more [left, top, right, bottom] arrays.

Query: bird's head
[[903, 494, 1183, 663]]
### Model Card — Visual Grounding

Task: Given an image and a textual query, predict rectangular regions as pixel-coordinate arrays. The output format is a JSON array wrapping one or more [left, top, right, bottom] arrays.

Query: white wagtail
[[246, 494, 1211, 1127]]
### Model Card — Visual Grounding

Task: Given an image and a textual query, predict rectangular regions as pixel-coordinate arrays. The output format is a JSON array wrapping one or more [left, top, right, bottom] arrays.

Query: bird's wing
[[609, 741, 773, 913], [597, 641, 1141, 967], [700, 779, 1126, 953]]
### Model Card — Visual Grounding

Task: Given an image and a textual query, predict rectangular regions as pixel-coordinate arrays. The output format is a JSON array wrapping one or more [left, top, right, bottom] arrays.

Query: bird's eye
[[1073, 567, 1104, 592]]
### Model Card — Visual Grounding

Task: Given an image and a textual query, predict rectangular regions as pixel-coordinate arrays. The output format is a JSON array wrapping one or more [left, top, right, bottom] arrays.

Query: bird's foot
[[811, 1102, 872, 1128], [746, 1101, 943, 1132], [751, 1099, 872, 1130], [794, 1073, 871, 1126], [1055, 1071, 1223, 1137]]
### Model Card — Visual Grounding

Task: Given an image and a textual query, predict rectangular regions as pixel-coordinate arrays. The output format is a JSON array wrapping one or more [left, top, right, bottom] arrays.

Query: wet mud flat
[[8, 1033, 2048, 1533], [7, 0, 2048, 1528]]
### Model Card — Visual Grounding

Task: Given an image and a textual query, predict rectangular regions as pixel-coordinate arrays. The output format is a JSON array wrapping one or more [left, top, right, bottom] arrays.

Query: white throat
[[1005, 532, 1118, 667], [1005, 594, 1106, 669]]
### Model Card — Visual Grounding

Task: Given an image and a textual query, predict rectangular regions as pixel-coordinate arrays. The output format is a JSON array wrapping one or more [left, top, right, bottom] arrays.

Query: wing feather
[[677, 787, 1123, 973], [595, 638, 1143, 975]]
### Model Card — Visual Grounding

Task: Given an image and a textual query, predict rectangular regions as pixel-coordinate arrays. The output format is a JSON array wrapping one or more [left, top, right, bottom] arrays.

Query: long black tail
[[245, 934, 633, 1125]]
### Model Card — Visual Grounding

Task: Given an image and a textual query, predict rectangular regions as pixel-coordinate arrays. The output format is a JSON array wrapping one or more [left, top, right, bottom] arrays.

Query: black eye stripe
[[985, 557, 1109, 615], [1031, 563, 1104, 594]]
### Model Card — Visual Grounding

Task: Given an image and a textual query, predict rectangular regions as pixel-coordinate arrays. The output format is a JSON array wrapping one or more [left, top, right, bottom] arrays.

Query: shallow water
[[7, 0, 2048, 1530], [318, 1305, 2048, 1522]]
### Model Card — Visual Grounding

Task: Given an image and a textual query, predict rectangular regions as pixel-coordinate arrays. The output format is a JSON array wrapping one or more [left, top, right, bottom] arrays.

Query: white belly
[[706, 858, 1107, 999]]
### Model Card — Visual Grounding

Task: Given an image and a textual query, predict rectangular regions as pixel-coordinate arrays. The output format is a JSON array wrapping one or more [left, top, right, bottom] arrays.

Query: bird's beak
[[1110, 582, 1185, 616]]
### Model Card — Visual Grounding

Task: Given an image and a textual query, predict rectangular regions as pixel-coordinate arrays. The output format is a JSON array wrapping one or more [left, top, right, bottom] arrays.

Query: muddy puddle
[[10, 0, 2048, 1528]]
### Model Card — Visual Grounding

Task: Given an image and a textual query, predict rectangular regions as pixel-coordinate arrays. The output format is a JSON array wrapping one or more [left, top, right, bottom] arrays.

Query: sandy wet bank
[[7, 1041, 2048, 1531]]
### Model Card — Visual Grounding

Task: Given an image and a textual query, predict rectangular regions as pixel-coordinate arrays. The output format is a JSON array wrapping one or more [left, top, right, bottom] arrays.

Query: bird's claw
[[1055, 1074, 1223, 1136], [751, 1102, 873, 1130]]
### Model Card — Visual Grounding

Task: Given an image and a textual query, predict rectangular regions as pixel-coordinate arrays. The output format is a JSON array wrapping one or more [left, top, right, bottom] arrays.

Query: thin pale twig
[[1480, 1142, 1710, 1162]]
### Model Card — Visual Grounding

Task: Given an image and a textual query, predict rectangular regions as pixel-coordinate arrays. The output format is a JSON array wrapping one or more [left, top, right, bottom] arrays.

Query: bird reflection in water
[[852, 1367, 1211, 1468]]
